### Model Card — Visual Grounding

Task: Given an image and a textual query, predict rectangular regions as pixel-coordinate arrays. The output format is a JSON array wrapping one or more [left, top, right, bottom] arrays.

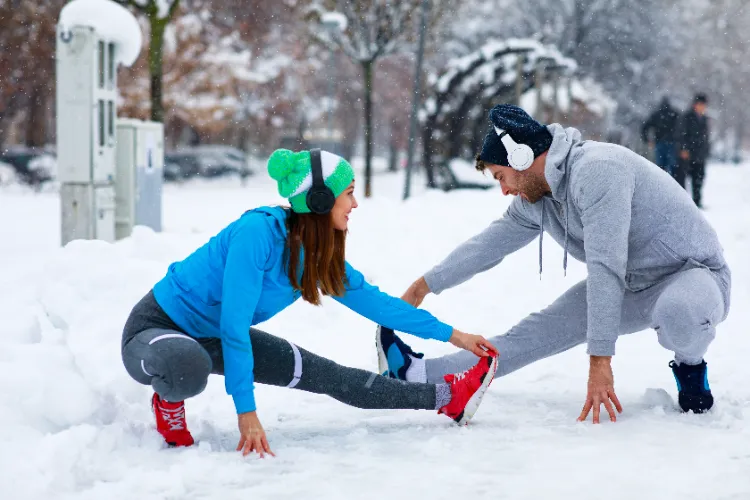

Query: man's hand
[[577, 356, 622, 424], [237, 411, 275, 458], [449, 329, 498, 357], [680, 149, 690, 160], [402, 276, 431, 307]]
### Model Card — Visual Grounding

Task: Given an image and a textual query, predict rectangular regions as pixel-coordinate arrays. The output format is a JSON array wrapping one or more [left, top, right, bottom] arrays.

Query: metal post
[[403, 0, 429, 201], [535, 63, 544, 121], [552, 68, 559, 123], [321, 19, 341, 150], [515, 55, 523, 106], [327, 48, 335, 144]]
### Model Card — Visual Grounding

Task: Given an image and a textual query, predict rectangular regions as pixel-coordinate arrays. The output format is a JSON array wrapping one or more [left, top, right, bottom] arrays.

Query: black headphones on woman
[[306, 148, 336, 215]]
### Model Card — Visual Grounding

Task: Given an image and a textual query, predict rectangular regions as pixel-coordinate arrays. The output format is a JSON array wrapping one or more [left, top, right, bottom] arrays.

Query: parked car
[[163, 152, 202, 181], [0, 147, 56, 186], [164, 145, 254, 181]]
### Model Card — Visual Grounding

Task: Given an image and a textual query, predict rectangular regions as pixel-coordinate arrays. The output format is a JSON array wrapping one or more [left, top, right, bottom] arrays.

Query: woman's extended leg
[[199, 328, 450, 411]]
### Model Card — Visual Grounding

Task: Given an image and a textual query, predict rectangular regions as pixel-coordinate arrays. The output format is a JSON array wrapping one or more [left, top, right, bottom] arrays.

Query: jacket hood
[[250, 205, 290, 238], [543, 123, 583, 202]]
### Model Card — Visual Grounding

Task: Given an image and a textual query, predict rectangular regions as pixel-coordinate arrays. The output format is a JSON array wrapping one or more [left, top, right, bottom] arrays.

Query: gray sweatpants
[[122, 291, 442, 410], [426, 266, 728, 383]]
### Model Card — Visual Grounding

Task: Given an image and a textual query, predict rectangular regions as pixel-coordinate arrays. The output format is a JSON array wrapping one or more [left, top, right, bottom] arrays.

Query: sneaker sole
[[375, 326, 389, 377], [456, 356, 498, 426]]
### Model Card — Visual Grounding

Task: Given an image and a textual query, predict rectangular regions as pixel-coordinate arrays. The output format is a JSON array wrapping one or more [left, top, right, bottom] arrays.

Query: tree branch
[[113, 0, 144, 13], [168, 0, 181, 20]]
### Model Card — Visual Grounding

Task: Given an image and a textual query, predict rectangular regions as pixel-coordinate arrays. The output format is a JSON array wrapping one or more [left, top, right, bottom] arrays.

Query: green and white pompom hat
[[267, 149, 355, 214]]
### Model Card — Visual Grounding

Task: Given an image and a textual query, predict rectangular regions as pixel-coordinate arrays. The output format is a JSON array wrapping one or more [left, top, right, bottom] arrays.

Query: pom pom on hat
[[267, 149, 296, 182], [267, 149, 313, 199]]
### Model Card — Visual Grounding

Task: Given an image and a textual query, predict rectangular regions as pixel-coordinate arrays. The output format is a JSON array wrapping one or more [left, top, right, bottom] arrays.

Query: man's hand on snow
[[577, 355, 623, 424]]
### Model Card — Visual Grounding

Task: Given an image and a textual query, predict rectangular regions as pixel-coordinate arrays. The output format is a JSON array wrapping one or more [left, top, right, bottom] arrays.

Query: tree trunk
[[0, 91, 21, 151], [25, 85, 47, 148], [0, 110, 9, 150], [362, 60, 373, 197], [421, 119, 438, 189], [388, 135, 398, 172], [149, 16, 168, 123]]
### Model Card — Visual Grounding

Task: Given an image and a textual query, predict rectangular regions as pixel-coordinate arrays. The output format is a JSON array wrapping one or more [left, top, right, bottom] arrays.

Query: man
[[377, 104, 731, 423], [676, 93, 711, 208], [641, 96, 680, 177]]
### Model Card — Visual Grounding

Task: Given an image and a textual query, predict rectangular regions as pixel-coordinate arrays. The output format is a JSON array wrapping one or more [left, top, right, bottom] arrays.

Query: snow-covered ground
[[0, 161, 748, 499]]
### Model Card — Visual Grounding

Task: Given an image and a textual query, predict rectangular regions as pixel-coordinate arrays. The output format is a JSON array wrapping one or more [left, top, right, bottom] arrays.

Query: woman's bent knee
[[122, 329, 212, 401]]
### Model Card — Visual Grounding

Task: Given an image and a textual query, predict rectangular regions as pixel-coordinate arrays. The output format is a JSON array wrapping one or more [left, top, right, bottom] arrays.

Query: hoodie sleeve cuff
[[586, 339, 616, 357], [232, 390, 257, 414], [423, 269, 444, 295]]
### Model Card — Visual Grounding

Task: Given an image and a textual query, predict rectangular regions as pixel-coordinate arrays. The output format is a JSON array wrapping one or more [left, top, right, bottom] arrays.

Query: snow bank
[[59, 0, 143, 67], [1, 165, 749, 498]]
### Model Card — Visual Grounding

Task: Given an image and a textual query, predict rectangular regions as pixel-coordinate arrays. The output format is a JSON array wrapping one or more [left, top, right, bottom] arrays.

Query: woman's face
[[331, 181, 358, 231]]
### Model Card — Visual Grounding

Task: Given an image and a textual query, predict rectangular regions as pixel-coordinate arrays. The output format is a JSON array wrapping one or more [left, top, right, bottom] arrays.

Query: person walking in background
[[676, 93, 711, 208], [641, 96, 680, 177]]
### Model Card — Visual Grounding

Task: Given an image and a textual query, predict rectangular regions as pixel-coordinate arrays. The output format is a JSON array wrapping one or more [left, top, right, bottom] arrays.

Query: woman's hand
[[237, 411, 275, 458], [449, 329, 498, 357], [401, 277, 431, 307]]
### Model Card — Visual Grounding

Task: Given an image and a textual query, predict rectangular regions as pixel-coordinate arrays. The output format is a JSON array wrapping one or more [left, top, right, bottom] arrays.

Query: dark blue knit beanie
[[479, 104, 553, 166]]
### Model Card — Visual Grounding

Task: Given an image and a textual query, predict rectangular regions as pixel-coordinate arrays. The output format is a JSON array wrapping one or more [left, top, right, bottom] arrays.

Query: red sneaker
[[152, 393, 195, 447], [438, 355, 498, 425]]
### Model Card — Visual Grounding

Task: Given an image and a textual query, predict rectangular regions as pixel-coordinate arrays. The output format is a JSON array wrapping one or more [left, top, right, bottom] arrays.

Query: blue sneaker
[[669, 360, 714, 413], [376, 325, 424, 380]]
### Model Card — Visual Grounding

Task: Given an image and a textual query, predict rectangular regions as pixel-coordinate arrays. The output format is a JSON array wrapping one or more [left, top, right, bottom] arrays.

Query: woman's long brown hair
[[286, 209, 347, 305]]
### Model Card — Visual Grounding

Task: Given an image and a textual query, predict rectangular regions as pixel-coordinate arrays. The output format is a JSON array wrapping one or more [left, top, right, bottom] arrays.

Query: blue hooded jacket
[[152, 206, 453, 414]]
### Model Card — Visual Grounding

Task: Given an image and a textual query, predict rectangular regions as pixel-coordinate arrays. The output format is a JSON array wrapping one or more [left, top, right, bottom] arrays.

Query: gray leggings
[[121, 293, 438, 410]]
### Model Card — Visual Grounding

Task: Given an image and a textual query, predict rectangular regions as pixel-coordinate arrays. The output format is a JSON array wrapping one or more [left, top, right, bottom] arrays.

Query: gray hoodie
[[424, 124, 731, 356]]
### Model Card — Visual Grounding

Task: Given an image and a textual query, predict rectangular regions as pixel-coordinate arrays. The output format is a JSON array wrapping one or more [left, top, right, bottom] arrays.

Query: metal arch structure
[[419, 39, 577, 191]]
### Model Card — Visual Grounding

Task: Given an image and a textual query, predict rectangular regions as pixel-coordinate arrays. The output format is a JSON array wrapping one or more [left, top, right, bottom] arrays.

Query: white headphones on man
[[494, 125, 534, 171]]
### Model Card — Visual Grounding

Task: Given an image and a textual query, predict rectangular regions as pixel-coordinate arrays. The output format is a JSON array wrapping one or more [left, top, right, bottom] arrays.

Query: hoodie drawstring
[[538, 202, 544, 279], [539, 200, 569, 279], [563, 204, 569, 277]]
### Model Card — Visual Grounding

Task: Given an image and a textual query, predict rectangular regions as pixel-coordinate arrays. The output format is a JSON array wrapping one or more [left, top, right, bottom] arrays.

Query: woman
[[121, 148, 498, 457]]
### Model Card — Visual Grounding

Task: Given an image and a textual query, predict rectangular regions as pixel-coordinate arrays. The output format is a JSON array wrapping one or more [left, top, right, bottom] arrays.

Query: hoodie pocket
[[652, 239, 684, 264], [625, 239, 684, 292]]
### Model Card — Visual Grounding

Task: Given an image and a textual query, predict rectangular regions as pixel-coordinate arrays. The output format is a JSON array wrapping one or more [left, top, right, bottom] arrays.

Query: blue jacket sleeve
[[333, 262, 453, 342], [220, 217, 271, 414]]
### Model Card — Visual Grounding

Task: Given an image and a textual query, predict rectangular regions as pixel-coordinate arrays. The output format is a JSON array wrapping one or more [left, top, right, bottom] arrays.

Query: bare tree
[[311, 0, 420, 197], [0, 1, 66, 148], [0, 0, 22, 148], [114, 0, 181, 123]]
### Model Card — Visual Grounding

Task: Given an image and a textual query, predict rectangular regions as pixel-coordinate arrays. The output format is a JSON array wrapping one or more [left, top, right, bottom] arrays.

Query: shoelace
[[453, 366, 476, 382], [453, 358, 490, 383], [160, 406, 186, 431]]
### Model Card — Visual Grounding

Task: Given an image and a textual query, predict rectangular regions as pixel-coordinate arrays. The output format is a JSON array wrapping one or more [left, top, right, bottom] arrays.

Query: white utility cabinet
[[115, 119, 164, 239]]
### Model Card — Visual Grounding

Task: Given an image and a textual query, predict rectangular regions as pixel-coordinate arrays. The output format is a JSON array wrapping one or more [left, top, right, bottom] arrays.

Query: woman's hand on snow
[[449, 330, 498, 357], [237, 411, 275, 458]]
